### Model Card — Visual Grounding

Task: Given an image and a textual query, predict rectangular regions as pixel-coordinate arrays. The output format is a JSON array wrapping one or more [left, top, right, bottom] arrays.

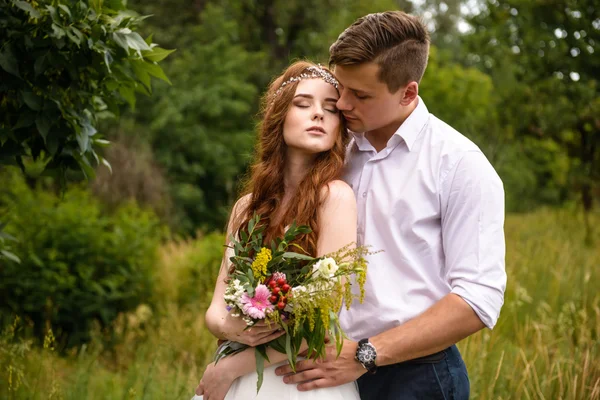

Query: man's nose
[[336, 90, 352, 111]]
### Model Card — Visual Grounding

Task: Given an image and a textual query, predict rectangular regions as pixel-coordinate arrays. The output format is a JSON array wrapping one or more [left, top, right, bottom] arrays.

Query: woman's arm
[[204, 194, 283, 346], [317, 180, 357, 257]]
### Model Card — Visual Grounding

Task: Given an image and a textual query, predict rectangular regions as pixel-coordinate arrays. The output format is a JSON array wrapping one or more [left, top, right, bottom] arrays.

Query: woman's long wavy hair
[[233, 61, 350, 256]]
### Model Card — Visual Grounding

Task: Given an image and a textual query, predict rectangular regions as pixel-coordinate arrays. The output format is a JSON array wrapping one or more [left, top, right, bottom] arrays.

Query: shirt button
[[362, 192, 367, 198]]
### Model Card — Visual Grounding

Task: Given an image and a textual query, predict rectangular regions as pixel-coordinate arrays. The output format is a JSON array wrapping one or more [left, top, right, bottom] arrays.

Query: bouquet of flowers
[[215, 214, 374, 392]]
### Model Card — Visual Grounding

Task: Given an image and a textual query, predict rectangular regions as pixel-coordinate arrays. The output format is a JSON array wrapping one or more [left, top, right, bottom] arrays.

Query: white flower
[[224, 279, 247, 310], [313, 257, 339, 278]]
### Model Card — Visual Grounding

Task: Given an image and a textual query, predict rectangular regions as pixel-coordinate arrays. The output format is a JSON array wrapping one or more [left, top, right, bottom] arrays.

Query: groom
[[273, 11, 507, 399]]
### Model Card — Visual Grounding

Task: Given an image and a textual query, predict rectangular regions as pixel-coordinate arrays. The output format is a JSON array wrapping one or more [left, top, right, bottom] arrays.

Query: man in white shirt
[[274, 11, 507, 399]]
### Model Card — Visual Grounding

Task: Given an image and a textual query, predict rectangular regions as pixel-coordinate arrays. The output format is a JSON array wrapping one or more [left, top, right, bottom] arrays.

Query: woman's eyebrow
[[294, 94, 339, 103]]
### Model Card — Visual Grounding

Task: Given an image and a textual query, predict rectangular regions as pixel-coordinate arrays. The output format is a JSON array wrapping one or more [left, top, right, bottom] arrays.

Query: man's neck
[[366, 98, 418, 153]]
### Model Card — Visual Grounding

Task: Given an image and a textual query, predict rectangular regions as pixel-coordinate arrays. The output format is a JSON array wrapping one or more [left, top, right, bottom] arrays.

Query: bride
[[193, 61, 360, 400]]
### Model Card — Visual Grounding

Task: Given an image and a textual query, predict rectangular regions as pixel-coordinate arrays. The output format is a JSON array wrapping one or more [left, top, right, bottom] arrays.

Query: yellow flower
[[251, 247, 272, 280]]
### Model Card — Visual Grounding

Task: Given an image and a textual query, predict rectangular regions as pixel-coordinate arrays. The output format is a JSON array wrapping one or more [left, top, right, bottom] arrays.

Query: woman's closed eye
[[295, 102, 338, 114]]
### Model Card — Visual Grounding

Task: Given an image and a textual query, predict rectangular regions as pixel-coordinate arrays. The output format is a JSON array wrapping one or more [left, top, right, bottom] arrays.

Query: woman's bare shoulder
[[319, 180, 356, 215]]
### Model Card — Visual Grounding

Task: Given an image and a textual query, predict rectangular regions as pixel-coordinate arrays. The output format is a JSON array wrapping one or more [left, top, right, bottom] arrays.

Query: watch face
[[357, 343, 376, 364]]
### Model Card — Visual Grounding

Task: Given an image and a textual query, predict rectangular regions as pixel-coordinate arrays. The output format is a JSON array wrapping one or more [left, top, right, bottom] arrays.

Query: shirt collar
[[350, 96, 429, 153], [395, 96, 429, 151]]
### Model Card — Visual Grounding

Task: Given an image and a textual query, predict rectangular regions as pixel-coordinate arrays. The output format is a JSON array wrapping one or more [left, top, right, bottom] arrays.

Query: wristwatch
[[355, 338, 377, 374]]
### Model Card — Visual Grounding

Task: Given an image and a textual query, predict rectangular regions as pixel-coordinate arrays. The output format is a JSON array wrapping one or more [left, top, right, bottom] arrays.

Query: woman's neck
[[283, 149, 315, 193]]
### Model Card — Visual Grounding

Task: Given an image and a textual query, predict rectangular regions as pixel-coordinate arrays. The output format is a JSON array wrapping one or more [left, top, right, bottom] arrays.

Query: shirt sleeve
[[440, 150, 507, 329]]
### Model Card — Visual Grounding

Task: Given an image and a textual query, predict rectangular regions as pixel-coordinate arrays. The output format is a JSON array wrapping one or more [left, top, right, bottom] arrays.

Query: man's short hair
[[329, 11, 430, 93]]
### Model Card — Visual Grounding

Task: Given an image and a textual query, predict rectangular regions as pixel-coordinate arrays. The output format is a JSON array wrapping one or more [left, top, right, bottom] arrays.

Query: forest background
[[0, 0, 598, 399]]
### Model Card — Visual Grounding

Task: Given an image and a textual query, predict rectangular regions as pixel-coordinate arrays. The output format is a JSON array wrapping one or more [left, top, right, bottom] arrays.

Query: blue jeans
[[357, 345, 470, 400]]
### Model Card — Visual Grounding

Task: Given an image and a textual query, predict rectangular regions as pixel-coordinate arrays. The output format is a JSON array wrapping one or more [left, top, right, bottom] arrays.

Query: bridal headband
[[272, 64, 339, 100]]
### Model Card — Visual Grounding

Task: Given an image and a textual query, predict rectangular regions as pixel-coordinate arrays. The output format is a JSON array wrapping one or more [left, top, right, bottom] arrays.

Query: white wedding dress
[[192, 359, 360, 399]]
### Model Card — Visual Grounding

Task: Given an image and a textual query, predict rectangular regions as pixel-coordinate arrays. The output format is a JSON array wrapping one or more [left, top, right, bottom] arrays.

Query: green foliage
[[421, 46, 503, 159], [128, 4, 264, 233], [464, 0, 600, 213], [0, 0, 173, 180], [0, 209, 598, 399], [0, 169, 163, 348], [155, 232, 225, 308]]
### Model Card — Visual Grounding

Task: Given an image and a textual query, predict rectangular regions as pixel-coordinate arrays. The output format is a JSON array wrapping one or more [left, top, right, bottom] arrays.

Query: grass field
[[1, 209, 598, 399]]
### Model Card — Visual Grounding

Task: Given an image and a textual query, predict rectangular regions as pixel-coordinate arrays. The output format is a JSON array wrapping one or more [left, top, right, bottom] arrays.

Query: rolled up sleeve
[[441, 150, 507, 329]]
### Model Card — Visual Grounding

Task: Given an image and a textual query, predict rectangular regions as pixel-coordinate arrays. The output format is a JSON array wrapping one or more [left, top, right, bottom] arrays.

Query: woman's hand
[[219, 315, 284, 346], [195, 361, 236, 400]]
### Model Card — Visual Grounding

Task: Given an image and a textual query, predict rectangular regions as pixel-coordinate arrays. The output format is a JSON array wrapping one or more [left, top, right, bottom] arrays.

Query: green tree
[[0, 0, 172, 260], [130, 4, 264, 233], [465, 0, 599, 235], [0, 0, 172, 179]]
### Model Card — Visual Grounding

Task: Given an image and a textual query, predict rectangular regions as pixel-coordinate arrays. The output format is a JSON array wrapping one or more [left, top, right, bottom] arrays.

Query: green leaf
[[0, 46, 20, 78], [0, 231, 17, 241], [74, 153, 96, 180], [130, 60, 151, 90], [103, 50, 113, 73], [23, 91, 42, 111], [66, 28, 82, 46], [1, 250, 21, 264], [144, 33, 154, 46], [13, 111, 36, 129], [58, 4, 72, 18], [118, 86, 136, 110], [138, 61, 171, 84], [100, 157, 113, 174], [46, 132, 59, 155], [285, 332, 295, 372], [14, 1, 41, 18], [269, 335, 287, 354], [282, 252, 315, 261], [76, 129, 89, 153], [34, 55, 46, 77], [82, 120, 98, 137], [46, 5, 58, 22], [255, 344, 270, 363], [124, 31, 151, 53], [35, 115, 52, 142], [112, 32, 129, 52], [51, 23, 66, 39], [93, 138, 111, 147], [255, 347, 265, 393], [142, 47, 176, 62]]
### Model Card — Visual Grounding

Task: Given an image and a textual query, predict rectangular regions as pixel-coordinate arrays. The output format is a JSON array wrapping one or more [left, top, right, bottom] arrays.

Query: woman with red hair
[[194, 61, 360, 400]]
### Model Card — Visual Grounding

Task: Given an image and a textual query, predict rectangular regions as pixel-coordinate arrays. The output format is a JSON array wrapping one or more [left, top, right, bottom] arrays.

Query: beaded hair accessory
[[272, 65, 339, 100]]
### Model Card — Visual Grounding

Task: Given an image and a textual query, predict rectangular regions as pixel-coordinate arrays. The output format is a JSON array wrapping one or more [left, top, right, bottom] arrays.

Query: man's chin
[[346, 120, 366, 133]]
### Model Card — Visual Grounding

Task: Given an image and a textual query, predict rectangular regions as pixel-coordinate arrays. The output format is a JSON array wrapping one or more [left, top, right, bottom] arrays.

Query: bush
[[0, 170, 164, 348], [155, 232, 225, 309]]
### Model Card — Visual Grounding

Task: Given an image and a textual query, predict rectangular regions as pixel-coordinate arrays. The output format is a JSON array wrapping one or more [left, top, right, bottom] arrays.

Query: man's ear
[[399, 82, 419, 106]]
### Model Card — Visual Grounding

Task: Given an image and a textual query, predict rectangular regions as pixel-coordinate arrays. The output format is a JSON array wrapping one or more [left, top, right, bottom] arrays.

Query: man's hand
[[274, 340, 366, 391], [220, 315, 284, 346], [195, 362, 236, 400]]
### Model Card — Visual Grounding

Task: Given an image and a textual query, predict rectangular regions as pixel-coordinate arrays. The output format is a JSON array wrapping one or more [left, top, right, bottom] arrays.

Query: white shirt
[[339, 97, 506, 341]]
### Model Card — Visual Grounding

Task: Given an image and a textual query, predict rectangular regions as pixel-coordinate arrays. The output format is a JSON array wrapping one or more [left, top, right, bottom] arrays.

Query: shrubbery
[[0, 170, 164, 348]]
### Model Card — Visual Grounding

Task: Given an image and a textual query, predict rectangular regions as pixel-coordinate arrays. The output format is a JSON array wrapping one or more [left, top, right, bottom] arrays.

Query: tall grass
[[1, 209, 598, 399], [460, 209, 600, 399]]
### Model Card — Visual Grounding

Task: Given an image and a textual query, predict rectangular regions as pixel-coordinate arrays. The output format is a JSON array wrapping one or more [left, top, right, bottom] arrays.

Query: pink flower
[[241, 284, 274, 320]]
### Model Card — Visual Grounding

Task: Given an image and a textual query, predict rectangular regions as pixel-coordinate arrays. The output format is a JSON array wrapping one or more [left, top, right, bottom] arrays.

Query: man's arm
[[276, 150, 506, 389]]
